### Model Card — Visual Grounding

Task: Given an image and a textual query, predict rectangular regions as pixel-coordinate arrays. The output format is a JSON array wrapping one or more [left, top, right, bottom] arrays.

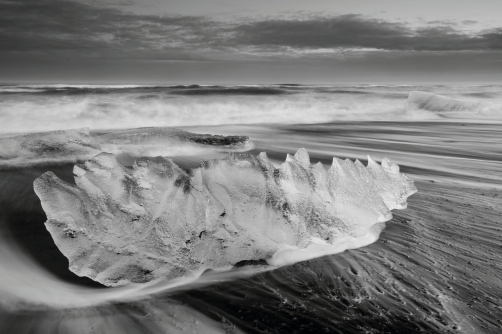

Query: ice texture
[[33, 149, 417, 286], [0, 127, 250, 168]]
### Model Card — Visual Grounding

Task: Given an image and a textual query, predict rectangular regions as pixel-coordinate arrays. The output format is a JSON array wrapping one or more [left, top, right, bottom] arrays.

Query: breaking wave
[[2, 84, 502, 134], [170, 87, 289, 96]]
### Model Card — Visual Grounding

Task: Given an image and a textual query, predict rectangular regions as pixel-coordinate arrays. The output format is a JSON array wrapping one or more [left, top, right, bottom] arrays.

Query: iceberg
[[0, 127, 251, 168], [34, 149, 417, 286], [407, 91, 501, 116]]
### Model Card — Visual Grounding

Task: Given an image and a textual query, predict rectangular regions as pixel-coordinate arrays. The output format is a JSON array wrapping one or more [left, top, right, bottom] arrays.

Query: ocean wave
[[316, 89, 370, 95], [0, 92, 414, 134], [0, 85, 205, 96], [170, 87, 289, 96], [1, 86, 502, 135]]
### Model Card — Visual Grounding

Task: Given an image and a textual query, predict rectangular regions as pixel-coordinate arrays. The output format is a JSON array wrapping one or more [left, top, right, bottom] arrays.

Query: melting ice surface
[[34, 149, 416, 286]]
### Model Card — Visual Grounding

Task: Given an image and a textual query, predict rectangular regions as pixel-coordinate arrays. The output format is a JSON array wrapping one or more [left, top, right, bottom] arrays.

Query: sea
[[0, 84, 501, 333]]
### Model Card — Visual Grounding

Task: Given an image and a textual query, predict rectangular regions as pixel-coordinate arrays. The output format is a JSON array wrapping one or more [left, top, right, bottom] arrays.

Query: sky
[[1, 0, 502, 84]]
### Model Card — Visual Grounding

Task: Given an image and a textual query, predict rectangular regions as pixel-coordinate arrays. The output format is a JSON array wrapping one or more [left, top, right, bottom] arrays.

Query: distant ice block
[[34, 149, 417, 286], [0, 127, 251, 168], [94, 127, 249, 148], [94, 127, 252, 163], [407, 91, 501, 117], [0, 128, 101, 168]]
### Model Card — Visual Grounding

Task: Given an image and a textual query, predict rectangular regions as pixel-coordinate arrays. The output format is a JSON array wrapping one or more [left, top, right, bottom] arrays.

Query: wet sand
[[0, 121, 501, 333]]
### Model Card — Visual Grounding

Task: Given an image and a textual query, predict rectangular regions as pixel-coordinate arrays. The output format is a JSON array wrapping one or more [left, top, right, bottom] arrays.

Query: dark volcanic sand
[[0, 122, 501, 333]]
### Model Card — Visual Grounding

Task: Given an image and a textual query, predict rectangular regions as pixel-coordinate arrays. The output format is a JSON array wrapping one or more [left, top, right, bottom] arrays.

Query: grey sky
[[1, 0, 501, 84], [83, 0, 502, 28]]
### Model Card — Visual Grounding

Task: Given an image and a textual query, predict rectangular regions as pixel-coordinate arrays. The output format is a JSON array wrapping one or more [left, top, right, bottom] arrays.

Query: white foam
[[0, 89, 421, 134], [268, 223, 385, 266]]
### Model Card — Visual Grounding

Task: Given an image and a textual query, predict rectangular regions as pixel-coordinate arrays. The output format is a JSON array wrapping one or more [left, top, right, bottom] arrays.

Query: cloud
[[1, 0, 501, 63], [0, 0, 220, 59], [233, 15, 502, 52]]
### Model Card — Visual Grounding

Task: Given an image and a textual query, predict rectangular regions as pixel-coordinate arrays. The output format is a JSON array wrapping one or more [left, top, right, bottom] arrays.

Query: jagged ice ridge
[[34, 149, 417, 286]]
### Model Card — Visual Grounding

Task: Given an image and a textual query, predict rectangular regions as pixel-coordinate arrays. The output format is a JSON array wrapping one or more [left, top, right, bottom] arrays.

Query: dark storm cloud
[[234, 15, 502, 52], [0, 0, 220, 59], [1, 0, 502, 61]]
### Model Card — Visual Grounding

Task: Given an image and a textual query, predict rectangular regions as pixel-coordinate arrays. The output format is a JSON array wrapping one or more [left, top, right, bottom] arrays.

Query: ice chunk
[[408, 91, 480, 113], [94, 127, 252, 164], [33, 149, 417, 286], [0, 127, 251, 168], [407, 91, 502, 116], [94, 127, 250, 148], [0, 128, 101, 168]]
